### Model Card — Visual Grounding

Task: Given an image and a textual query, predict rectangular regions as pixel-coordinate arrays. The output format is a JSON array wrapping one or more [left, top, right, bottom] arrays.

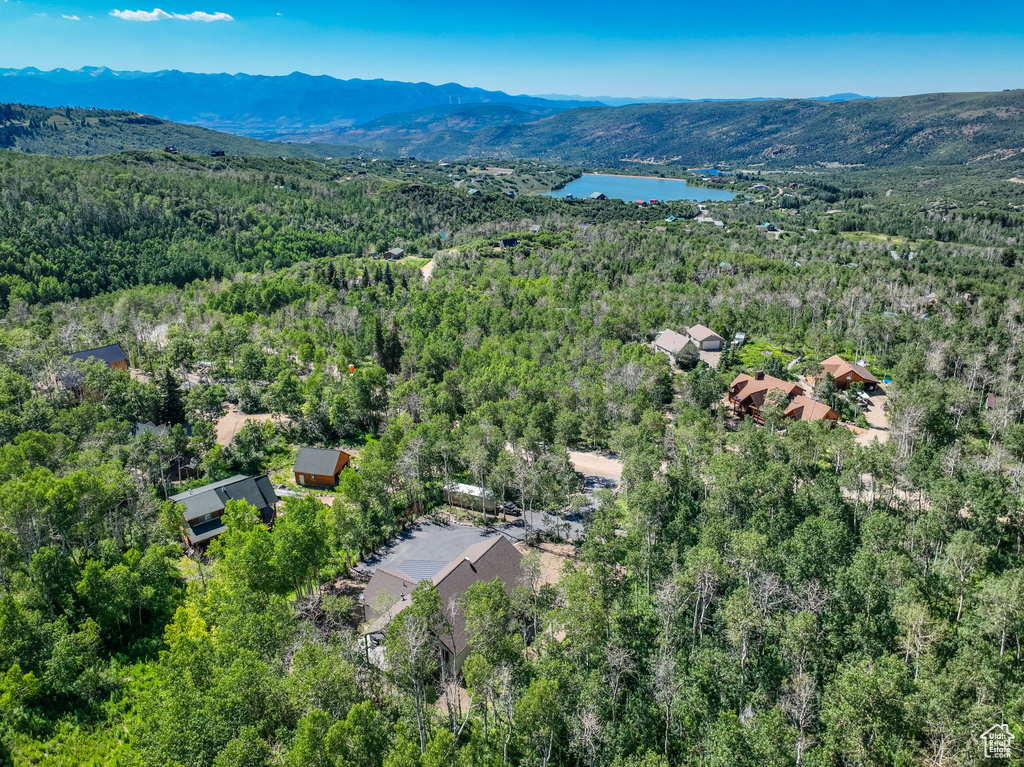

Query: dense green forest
[[1, 149, 1024, 766]]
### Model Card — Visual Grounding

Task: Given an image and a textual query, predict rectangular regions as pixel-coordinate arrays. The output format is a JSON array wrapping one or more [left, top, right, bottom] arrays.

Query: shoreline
[[580, 172, 699, 181]]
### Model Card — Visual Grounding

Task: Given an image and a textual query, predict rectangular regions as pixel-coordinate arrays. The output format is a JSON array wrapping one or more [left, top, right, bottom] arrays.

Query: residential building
[[69, 343, 129, 371], [362, 535, 523, 669], [385, 247, 405, 259], [687, 324, 725, 351], [784, 395, 839, 424], [819, 355, 881, 389], [292, 447, 351, 488], [589, 191, 607, 200], [170, 474, 278, 546], [652, 329, 692, 359], [729, 372, 802, 423]]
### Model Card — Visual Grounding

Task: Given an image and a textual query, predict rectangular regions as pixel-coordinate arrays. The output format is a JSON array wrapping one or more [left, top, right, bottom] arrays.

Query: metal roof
[[171, 475, 278, 523], [395, 560, 448, 581], [69, 343, 127, 366], [293, 447, 348, 476]]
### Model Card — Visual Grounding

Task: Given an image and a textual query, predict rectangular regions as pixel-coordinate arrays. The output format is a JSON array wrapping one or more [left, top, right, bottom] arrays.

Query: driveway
[[354, 520, 500, 575], [857, 390, 890, 445], [568, 450, 623, 480], [698, 350, 722, 368]]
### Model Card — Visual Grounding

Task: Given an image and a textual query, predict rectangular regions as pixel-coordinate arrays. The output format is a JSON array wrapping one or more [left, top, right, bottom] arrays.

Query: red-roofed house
[[818, 355, 881, 390], [784, 395, 839, 424], [730, 373, 836, 426], [729, 372, 802, 423]]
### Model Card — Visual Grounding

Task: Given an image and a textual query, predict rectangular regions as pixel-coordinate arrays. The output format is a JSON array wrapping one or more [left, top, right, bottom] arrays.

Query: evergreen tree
[[158, 369, 187, 426]]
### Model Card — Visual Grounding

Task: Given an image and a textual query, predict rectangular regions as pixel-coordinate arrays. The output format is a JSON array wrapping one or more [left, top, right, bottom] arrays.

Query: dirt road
[[421, 259, 435, 280]]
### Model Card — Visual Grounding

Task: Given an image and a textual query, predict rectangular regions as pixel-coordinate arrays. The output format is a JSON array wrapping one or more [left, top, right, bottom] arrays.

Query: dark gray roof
[[396, 560, 447, 581], [364, 536, 523, 656], [293, 447, 348, 476], [69, 343, 127, 367], [170, 474, 278, 523]]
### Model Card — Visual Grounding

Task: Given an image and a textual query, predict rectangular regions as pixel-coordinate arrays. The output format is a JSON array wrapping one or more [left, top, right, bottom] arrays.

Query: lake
[[545, 173, 738, 202]]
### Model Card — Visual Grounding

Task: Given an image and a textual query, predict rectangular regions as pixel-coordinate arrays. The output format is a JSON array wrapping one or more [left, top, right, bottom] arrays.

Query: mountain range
[[532, 92, 874, 106], [0, 67, 875, 140], [347, 89, 1024, 168], [0, 67, 600, 137], [2, 71, 1023, 171]]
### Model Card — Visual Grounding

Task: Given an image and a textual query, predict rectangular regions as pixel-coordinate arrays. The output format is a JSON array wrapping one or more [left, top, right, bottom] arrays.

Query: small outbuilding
[[293, 446, 352, 488], [444, 482, 497, 513], [385, 247, 405, 259]]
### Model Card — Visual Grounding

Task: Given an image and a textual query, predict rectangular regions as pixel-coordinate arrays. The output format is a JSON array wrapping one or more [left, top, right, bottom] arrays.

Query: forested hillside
[[0, 103, 347, 158], [1, 151, 1024, 765], [356, 90, 1024, 167]]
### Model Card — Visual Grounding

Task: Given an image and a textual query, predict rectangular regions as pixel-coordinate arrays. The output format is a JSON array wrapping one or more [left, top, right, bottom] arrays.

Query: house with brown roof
[[361, 535, 523, 670], [818, 355, 881, 390], [784, 395, 839, 424], [730, 373, 838, 426], [729, 372, 802, 423]]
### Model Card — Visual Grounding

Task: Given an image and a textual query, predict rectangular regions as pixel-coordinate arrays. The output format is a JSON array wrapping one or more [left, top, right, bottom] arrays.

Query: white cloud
[[110, 8, 233, 21], [62, 13, 80, 19]]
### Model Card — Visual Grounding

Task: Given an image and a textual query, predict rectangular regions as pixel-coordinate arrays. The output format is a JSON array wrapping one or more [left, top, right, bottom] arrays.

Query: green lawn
[[736, 339, 798, 371]]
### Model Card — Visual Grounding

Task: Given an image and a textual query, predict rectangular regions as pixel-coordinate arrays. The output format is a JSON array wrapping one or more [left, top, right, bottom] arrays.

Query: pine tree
[[158, 369, 187, 426]]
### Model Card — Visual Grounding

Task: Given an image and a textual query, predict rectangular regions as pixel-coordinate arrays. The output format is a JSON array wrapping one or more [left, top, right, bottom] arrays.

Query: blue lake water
[[545, 174, 737, 202]]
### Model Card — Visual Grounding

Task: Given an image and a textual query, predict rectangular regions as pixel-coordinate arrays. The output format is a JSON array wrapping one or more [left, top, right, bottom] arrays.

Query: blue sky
[[1, 0, 1022, 98]]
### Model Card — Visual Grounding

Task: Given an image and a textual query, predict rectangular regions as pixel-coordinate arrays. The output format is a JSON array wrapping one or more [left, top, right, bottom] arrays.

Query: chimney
[[755, 371, 765, 380]]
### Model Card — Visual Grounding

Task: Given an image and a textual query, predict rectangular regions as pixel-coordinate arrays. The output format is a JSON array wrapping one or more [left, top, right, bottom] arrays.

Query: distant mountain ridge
[[0, 66, 601, 136], [532, 92, 875, 106], [343, 90, 1024, 168]]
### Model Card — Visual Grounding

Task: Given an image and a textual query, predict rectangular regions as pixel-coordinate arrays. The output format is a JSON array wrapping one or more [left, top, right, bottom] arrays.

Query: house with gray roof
[[362, 535, 523, 670], [170, 474, 278, 546], [69, 343, 128, 369], [292, 446, 351, 488]]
